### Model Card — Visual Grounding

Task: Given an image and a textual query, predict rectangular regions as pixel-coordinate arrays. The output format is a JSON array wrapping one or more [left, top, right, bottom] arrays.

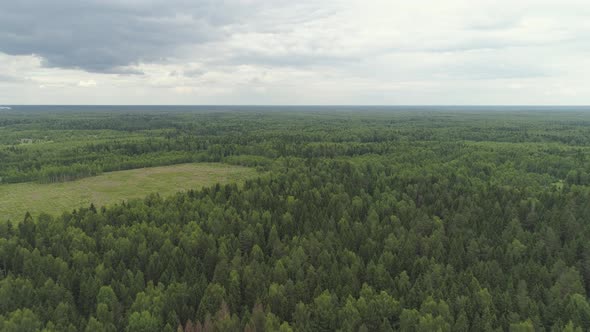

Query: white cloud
[[78, 80, 97, 87], [0, 0, 589, 104]]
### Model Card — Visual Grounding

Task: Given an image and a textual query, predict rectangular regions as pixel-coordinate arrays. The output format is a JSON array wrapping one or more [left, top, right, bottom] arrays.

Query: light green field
[[0, 163, 257, 222]]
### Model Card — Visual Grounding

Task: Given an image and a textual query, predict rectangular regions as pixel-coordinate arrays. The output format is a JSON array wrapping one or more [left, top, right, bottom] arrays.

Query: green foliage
[[1, 110, 590, 330], [510, 319, 534, 332], [0, 308, 42, 332], [126, 311, 160, 332]]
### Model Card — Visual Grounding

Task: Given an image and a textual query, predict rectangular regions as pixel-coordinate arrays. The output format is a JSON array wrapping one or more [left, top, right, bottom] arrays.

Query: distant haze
[[0, 0, 588, 105]]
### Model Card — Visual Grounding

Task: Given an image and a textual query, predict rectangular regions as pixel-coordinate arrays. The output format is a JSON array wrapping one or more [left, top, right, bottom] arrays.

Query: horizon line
[[3, 104, 590, 107]]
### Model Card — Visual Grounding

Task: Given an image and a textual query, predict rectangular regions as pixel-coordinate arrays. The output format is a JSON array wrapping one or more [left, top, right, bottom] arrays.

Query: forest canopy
[[1, 109, 590, 331]]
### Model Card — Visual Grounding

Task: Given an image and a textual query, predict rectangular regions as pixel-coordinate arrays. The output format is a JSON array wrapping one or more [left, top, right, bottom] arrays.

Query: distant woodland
[[2, 110, 590, 331]]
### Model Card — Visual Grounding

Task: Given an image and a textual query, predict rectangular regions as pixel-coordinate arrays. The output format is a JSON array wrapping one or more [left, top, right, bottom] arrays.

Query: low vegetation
[[0, 163, 257, 222]]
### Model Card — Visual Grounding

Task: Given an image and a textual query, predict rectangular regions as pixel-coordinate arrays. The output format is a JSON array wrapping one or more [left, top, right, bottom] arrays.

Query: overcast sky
[[0, 0, 589, 105]]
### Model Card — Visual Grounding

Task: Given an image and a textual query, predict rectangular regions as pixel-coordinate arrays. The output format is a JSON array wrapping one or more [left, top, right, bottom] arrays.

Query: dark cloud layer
[[0, 0, 261, 73], [1, 0, 588, 106]]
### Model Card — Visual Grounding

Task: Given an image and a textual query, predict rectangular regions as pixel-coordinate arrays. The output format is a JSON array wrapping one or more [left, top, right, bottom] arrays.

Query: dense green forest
[[2, 109, 590, 331]]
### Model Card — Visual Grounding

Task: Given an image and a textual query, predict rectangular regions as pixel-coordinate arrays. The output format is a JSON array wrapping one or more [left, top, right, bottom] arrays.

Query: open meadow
[[0, 162, 257, 222]]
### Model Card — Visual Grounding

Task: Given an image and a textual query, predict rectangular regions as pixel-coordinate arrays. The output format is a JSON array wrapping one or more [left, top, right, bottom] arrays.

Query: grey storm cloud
[[1, 1, 554, 75], [0, 0, 264, 73], [1, 0, 589, 105]]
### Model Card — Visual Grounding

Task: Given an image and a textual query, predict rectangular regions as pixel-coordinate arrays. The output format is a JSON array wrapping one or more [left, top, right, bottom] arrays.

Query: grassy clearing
[[0, 163, 257, 222]]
